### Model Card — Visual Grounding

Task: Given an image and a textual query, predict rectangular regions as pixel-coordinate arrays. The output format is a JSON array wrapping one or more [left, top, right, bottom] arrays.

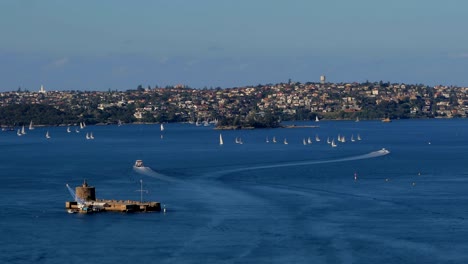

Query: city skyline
[[1, 0, 467, 92]]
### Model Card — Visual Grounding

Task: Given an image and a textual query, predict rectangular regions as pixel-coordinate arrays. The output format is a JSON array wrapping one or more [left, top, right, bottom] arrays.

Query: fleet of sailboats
[[9, 120, 366, 149]]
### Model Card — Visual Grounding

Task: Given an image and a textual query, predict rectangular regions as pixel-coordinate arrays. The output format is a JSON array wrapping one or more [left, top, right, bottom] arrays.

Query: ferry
[[134, 160, 144, 168]]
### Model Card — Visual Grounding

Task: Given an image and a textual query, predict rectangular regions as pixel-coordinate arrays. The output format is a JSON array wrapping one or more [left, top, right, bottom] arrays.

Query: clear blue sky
[[1, 0, 467, 91]]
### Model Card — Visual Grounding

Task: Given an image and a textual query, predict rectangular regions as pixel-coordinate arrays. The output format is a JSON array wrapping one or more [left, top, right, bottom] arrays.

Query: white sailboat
[[303, 138, 307, 145], [327, 137, 331, 144], [75, 127, 80, 133], [341, 136, 346, 143], [45, 131, 50, 139], [315, 116, 319, 122], [160, 123, 164, 132], [80, 122, 84, 129], [351, 135, 355, 142], [331, 139, 337, 147], [219, 133, 224, 145], [29, 121, 34, 130], [272, 136, 277, 143], [284, 138, 288, 145], [307, 137, 312, 144], [21, 125, 26, 135], [266, 137, 269, 143], [17, 129, 22, 136], [89, 132, 94, 140], [355, 117, 360, 122], [67, 126, 71, 133], [315, 134, 320, 142], [86, 132, 90, 140], [357, 134, 361, 141]]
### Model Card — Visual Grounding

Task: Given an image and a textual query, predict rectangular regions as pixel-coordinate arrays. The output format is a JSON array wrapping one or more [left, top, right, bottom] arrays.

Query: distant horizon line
[[2, 80, 467, 93]]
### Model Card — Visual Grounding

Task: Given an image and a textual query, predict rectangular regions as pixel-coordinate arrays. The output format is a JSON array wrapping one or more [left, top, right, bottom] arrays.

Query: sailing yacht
[[266, 137, 269, 143], [21, 125, 26, 135], [89, 132, 94, 140], [86, 132, 90, 140], [219, 133, 224, 145], [355, 117, 360, 122], [327, 137, 331, 144], [67, 127, 71, 133], [284, 138, 288, 145], [45, 131, 50, 139], [307, 137, 312, 144], [303, 138, 307, 145], [357, 134, 361, 141], [315, 116, 319, 122], [351, 135, 355, 142], [331, 139, 337, 147], [272, 136, 277, 143], [17, 129, 22, 136], [160, 123, 164, 132], [29, 121, 34, 130], [315, 134, 320, 142]]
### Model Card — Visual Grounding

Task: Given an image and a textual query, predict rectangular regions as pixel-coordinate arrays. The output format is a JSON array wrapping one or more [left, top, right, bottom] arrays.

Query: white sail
[[357, 134, 361, 140], [284, 138, 288, 145], [315, 134, 320, 142], [266, 137, 269, 143], [45, 131, 50, 139], [303, 138, 307, 145], [67, 127, 71, 133], [86, 132, 90, 140], [327, 137, 331, 144], [307, 137, 312, 144], [160, 123, 164, 132], [29, 121, 34, 130], [351, 135, 355, 142], [315, 116, 319, 122], [272, 136, 277, 143], [90, 132, 94, 139], [219, 133, 224, 145], [21, 125, 26, 135], [17, 129, 22, 136], [331, 139, 337, 147]]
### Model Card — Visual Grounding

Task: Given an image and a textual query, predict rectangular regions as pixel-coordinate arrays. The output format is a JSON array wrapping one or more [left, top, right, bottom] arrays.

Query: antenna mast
[[136, 179, 148, 203]]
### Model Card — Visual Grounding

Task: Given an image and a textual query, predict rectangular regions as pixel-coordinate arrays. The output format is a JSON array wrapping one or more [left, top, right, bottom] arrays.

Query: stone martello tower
[[75, 180, 96, 201]]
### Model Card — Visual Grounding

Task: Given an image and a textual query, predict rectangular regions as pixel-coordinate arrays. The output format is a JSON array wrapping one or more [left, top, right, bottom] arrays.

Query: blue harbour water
[[1, 119, 468, 263]]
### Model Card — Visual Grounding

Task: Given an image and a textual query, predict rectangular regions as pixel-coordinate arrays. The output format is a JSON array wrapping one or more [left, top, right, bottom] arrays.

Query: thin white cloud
[[51, 57, 69, 67], [449, 53, 468, 59], [43, 57, 69, 70]]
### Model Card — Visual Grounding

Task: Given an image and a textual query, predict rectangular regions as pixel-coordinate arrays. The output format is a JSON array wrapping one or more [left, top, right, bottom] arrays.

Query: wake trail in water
[[205, 149, 390, 179], [133, 166, 181, 183]]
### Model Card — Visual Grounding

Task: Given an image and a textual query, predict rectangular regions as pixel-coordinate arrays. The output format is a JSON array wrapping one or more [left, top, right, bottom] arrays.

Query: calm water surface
[[1, 119, 467, 263]]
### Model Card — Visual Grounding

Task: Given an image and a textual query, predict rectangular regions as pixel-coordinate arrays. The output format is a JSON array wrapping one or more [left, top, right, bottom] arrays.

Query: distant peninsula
[[0, 81, 467, 128]]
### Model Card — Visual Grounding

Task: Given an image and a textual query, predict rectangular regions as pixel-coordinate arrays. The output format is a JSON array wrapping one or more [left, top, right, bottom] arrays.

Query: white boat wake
[[133, 166, 180, 183], [205, 149, 390, 179]]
